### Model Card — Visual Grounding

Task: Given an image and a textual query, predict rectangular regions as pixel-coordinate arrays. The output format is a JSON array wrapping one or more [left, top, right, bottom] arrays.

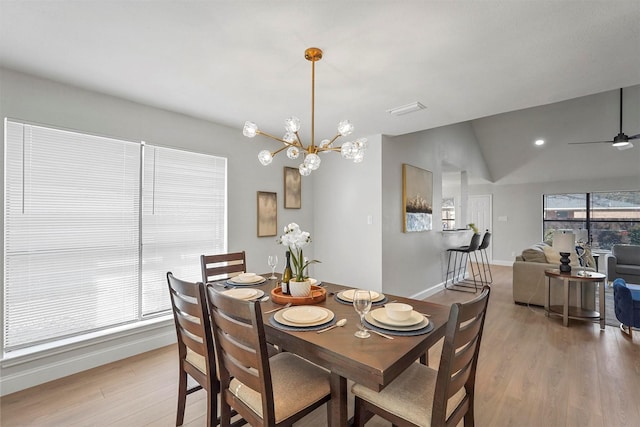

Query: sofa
[[513, 242, 595, 308], [607, 244, 640, 284], [613, 278, 640, 338]]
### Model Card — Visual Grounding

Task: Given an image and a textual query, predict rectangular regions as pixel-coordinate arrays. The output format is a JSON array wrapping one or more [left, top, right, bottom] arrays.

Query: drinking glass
[[353, 289, 372, 338], [267, 255, 278, 279]]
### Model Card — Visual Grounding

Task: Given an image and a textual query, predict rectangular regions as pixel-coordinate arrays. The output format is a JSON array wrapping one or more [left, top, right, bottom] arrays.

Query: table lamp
[[553, 231, 575, 274]]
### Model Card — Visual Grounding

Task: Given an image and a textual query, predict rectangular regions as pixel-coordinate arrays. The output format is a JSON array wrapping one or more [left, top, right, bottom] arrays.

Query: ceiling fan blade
[[568, 140, 613, 145], [629, 134, 640, 140]]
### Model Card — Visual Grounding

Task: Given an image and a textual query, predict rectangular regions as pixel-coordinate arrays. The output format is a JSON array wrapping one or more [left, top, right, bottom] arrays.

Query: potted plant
[[277, 223, 320, 296]]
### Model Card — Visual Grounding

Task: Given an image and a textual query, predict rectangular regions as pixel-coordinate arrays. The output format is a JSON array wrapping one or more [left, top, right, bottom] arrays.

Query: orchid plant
[[277, 223, 320, 281]]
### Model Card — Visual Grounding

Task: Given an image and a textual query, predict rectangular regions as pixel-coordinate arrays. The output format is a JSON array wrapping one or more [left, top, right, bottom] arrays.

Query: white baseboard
[[411, 282, 446, 300], [492, 259, 514, 267], [0, 322, 176, 396]]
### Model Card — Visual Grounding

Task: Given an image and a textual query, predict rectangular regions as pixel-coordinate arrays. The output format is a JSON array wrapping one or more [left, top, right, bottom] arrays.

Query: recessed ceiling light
[[386, 102, 426, 116], [534, 139, 545, 146]]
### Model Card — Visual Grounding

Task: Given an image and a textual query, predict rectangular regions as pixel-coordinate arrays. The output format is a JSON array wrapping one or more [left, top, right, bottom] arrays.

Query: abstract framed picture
[[284, 166, 301, 209], [257, 191, 277, 237], [402, 164, 433, 232]]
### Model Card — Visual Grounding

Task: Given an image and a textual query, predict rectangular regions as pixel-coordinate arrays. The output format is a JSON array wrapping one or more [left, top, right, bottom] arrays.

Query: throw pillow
[[522, 248, 547, 263], [543, 246, 579, 266]]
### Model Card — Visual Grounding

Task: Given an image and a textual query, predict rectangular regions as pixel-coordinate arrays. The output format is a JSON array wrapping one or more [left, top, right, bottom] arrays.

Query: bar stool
[[445, 233, 482, 293], [478, 231, 493, 284]]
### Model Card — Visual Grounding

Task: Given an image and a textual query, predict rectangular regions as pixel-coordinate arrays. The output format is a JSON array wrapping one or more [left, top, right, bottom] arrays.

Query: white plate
[[370, 308, 424, 327], [221, 288, 264, 300], [229, 274, 265, 284], [282, 306, 329, 324], [338, 289, 383, 302], [365, 311, 429, 331], [275, 306, 334, 327]]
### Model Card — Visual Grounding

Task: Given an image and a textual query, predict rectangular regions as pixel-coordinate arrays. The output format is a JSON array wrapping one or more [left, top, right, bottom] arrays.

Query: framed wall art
[[284, 166, 301, 209], [257, 191, 277, 237], [402, 164, 433, 232]]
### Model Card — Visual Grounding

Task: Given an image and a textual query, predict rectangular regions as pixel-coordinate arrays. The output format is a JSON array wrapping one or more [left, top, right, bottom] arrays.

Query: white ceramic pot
[[289, 279, 312, 297]]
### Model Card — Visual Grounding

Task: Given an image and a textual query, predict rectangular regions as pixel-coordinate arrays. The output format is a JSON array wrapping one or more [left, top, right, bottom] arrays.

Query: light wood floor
[[2, 265, 639, 426]]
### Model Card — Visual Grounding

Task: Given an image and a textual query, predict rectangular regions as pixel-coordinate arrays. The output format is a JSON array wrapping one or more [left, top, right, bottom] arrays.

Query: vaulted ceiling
[[1, 1, 639, 184]]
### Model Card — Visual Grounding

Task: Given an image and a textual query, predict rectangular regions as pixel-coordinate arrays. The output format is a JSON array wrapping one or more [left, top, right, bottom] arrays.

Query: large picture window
[[4, 120, 226, 352], [543, 191, 640, 250]]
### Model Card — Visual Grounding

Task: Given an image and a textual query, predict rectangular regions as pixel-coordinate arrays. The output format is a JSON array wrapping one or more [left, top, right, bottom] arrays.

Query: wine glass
[[267, 255, 278, 279], [353, 290, 372, 338]]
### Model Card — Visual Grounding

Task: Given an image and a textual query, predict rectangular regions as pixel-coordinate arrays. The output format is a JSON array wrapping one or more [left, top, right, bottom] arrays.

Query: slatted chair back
[[206, 285, 331, 426], [166, 272, 218, 427], [201, 251, 246, 283], [432, 285, 491, 426]]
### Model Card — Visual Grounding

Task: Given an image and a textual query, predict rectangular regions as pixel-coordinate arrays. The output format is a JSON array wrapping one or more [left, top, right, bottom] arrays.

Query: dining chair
[[352, 285, 491, 427], [206, 284, 332, 426], [166, 272, 221, 427], [201, 251, 247, 283]]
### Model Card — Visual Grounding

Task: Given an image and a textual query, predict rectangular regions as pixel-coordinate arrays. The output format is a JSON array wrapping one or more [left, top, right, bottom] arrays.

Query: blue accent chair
[[613, 278, 640, 339]]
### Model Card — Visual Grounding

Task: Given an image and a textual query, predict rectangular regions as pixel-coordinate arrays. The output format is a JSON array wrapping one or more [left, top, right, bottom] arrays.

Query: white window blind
[[141, 145, 227, 316], [4, 119, 227, 352]]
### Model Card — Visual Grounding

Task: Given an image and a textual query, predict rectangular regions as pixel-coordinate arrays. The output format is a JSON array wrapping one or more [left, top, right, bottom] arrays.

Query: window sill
[[2, 315, 173, 367]]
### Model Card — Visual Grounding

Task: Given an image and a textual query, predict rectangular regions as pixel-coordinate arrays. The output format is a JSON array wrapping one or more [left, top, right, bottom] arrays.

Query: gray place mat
[[363, 318, 434, 336]]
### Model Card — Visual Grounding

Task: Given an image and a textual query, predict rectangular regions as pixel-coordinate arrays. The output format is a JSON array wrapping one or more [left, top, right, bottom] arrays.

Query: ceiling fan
[[569, 88, 639, 149]]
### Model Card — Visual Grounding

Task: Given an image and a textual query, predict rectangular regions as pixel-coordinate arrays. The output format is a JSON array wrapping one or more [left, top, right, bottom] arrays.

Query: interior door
[[468, 194, 493, 262]]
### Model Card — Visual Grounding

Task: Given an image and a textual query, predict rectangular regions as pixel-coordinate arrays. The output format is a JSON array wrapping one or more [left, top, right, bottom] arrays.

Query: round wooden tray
[[270, 285, 327, 305]]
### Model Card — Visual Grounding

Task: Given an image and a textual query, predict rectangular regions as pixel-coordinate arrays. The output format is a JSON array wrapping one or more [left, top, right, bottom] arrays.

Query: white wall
[[0, 68, 315, 394]]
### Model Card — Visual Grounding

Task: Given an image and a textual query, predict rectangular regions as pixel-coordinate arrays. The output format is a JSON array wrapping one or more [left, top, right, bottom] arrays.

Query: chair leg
[[619, 323, 634, 339], [481, 248, 493, 284], [176, 370, 188, 426], [353, 396, 374, 426]]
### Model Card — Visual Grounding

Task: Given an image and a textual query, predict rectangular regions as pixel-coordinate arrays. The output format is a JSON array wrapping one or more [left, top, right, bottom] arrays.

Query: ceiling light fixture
[[534, 139, 545, 146], [386, 101, 426, 116], [242, 47, 366, 176]]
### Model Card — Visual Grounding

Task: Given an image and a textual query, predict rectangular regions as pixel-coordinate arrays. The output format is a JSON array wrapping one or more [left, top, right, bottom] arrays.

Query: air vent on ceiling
[[386, 101, 426, 116]]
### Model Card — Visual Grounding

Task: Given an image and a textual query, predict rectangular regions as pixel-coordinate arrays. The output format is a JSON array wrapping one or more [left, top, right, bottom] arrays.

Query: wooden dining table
[[254, 276, 451, 427]]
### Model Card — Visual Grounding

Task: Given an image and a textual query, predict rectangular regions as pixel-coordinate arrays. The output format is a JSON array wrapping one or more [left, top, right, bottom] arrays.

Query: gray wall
[[380, 122, 491, 298], [312, 135, 383, 290]]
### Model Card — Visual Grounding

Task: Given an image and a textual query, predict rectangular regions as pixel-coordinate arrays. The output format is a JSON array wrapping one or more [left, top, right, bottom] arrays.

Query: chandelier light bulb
[[341, 141, 357, 159], [304, 153, 321, 170], [355, 137, 368, 150], [283, 132, 296, 143], [299, 163, 311, 176], [287, 146, 300, 159], [258, 150, 273, 165], [285, 116, 301, 133], [242, 48, 366, 175], [243, 121, 258, 138], [337, 120, 354, 136], [353, 150, 365, 163]]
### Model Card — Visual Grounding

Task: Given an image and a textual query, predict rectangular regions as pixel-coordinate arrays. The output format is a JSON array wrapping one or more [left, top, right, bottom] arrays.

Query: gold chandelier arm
[[317, 146, 342, 153], [272, 145, 290, 156], [257, 130, 301, 148]]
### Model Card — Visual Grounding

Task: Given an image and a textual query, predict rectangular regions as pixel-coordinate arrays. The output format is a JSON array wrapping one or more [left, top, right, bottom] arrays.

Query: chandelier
[[242, 47, 367, 176]]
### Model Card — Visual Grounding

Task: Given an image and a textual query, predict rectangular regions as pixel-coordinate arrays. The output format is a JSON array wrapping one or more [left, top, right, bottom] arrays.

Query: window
[[442, 197, 455, 230], [543, 191, 640, 250], [4, 120, 226, 352]]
